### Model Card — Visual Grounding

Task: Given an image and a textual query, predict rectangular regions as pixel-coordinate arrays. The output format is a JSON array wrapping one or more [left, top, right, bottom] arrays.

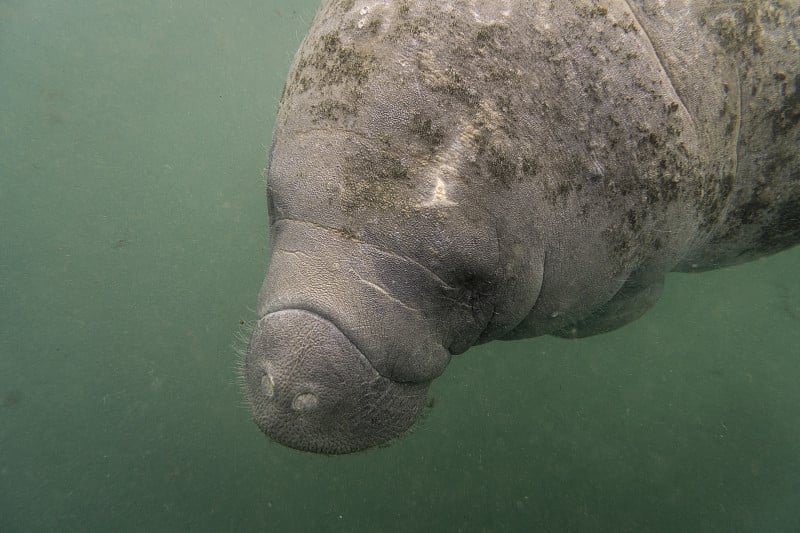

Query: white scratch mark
[[420, 177, 457, 208], [351, 270, 420, 313]]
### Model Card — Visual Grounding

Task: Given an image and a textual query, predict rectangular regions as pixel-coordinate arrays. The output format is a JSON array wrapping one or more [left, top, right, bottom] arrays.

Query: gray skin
[[244, 0, 800, 454]]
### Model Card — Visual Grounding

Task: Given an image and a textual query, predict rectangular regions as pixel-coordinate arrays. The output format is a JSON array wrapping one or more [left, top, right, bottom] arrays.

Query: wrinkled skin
[[244, 0, 800, 454]]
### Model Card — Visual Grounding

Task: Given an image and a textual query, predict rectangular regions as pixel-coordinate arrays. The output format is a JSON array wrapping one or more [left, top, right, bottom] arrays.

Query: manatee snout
[[244, 309, 429, 454]]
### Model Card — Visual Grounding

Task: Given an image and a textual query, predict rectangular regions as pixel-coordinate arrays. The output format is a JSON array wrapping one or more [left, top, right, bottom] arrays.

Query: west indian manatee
[[244, 0, 800, 453]]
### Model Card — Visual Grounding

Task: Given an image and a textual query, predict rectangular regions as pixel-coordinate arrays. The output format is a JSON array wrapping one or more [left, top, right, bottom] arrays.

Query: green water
[[1, 1, 799, 531]]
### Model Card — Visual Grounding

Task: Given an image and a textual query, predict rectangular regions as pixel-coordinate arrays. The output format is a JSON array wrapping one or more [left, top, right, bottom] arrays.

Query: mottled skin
[[244, 0, 800, 454]]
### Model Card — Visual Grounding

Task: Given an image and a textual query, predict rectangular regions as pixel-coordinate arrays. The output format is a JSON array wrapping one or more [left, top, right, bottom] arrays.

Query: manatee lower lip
[[244, 309, 429, 454]]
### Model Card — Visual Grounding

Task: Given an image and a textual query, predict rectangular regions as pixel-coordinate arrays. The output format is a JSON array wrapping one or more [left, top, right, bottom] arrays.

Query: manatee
[[244, 0, 800, 454]]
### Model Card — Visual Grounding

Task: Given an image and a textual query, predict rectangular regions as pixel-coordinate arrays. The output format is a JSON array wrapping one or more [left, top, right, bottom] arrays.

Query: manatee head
[[237, 105, 536, 453], [242, 1, 549, 454], [242, 204, 506, 453]]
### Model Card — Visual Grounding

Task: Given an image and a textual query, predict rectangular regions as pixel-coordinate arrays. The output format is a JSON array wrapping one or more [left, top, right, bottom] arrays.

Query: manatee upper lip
[[259, 306, 384, 379]]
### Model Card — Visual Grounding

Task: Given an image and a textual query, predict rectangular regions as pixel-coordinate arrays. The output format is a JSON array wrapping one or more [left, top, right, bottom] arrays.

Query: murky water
[[2, 1, 799, 531]]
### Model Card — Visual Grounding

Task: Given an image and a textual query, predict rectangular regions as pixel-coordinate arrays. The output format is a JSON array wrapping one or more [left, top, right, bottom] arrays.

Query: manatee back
[[641, 1, 800, 270]]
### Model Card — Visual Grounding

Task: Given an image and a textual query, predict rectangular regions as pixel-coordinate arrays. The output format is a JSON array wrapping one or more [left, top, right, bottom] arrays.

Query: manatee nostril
[[291, 392, 318, 412], [261, 371, 275, 398]]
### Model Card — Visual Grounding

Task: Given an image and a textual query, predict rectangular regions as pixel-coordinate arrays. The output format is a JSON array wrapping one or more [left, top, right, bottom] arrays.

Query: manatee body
[[244, 0, 800, 453]]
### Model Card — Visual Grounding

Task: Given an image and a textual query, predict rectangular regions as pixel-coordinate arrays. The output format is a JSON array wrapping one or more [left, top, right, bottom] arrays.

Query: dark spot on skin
[[315, 32, 373, 86], [708, 0, 767, 54], [409, 113, 444, 147], [310, 98, 357, 122], [771, 74, 800, 137], [521, 157, 539, 179], [755, 191, 800, 254], [588, 5, 609, 16], [610, 11, 638, 34], [341, 149, 414, 213], [485, 146, 518, 188], [557, 182, 572, 197], [717, 147, 799, 257], [295, 76, 312, 92], [737, 183, 772, 225], [287, 27, 377, 121], [418, 61, 478, 106], [473, 23, 508, 54], [475, 28, 492, 43], [366, 17, 382, 35], [666, 101, 679, 114], [627, 209, 640, 231]]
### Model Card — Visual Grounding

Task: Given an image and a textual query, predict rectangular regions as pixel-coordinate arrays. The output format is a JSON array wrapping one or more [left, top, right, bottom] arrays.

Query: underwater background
[[1, 1, 799, 531]]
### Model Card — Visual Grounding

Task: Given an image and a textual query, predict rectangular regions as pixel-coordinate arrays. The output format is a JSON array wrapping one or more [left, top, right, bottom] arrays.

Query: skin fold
[[244, 0, 799, 454]]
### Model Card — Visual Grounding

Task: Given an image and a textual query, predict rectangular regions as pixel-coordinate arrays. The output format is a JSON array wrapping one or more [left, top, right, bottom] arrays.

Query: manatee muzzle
[[244, 308, 429, 454]]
